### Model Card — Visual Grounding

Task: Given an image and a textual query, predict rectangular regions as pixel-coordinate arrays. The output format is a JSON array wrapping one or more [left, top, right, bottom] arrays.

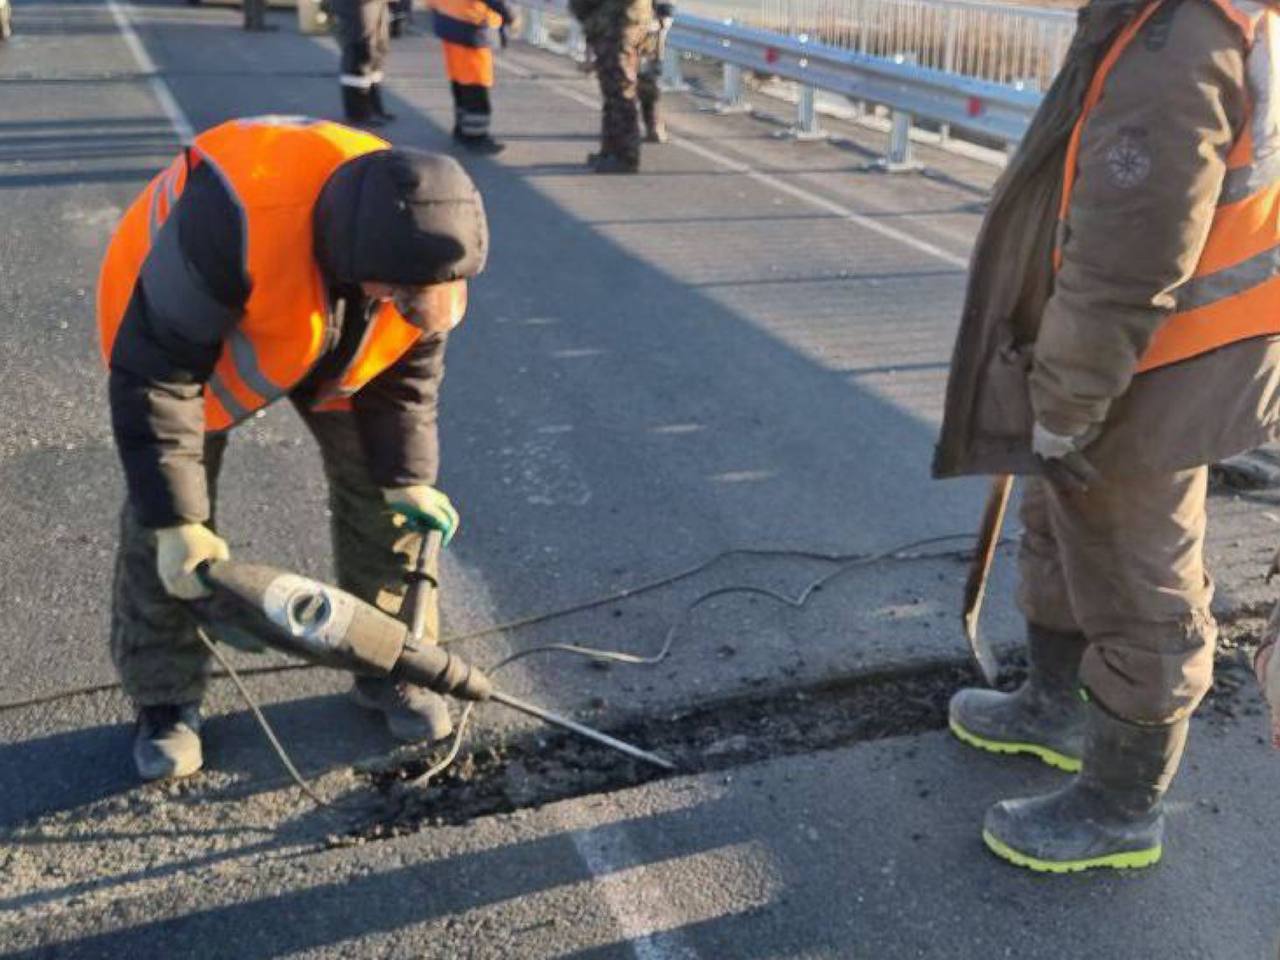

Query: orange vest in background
[[430, 0, 503, 32], [1057, 0, 1280, 373], [97, 116, 424, 431]]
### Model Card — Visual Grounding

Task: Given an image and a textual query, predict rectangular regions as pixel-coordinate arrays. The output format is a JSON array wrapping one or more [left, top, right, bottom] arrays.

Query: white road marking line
[[104, 0, 194, 143], [566, 827, 696, 960], [498, 52, 970, 270]]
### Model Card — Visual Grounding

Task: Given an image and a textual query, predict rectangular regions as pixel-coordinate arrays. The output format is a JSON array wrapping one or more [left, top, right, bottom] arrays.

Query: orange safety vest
[[430, 0, 502, 30], [1057, 0, 1280, 373], [97, 116, 424, 432]]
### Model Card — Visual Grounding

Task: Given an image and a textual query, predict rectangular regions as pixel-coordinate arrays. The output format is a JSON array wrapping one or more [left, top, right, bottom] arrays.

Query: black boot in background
[[370, 83, 396, 123], [342, 86, 373, 123]]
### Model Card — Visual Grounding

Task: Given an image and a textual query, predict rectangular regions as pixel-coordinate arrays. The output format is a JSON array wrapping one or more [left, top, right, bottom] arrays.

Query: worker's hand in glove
[[383, 485, 460, 544], [1032, 422, 1103, 493], [1255, 640, 1280, 749], [155, 523, 230, 599]]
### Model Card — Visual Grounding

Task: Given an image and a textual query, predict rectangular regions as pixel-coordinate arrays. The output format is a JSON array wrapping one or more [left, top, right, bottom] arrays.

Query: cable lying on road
[[390, 533, 984, 798], [213, 534, 989, 811], [0, 535, 985, 715], [3, 534, 993, 816]]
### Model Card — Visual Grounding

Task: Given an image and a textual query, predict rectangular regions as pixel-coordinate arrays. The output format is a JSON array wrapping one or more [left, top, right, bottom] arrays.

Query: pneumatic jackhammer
[[190, 528, 675, 771]]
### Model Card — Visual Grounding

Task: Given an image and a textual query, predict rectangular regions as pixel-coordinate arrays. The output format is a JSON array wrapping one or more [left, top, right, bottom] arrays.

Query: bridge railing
[[515, 0, 1072, 163]]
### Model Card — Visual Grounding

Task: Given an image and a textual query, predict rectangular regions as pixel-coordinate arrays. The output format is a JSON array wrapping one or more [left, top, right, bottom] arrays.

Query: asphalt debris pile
[[348, 660, 988, 841]]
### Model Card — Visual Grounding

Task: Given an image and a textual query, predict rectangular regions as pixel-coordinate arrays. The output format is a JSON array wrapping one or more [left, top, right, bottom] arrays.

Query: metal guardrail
[[516, 0, 1065, 163], [672, 14, 1041, 143], [687, 0, 1075, 89]]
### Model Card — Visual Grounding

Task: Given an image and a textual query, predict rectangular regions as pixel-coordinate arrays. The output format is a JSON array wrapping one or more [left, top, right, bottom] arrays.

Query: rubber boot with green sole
[[949, 624, 1087, 771], [983, 702, 1189, 873]]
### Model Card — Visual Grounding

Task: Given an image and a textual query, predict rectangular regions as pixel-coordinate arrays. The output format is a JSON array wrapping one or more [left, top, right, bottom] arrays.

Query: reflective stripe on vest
[[98, 116, 426, 432], [1056, 0, 1280, 373], [429, 0, 501, 27]]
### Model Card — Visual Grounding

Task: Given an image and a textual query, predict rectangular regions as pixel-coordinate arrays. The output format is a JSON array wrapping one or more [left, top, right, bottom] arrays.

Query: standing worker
[[636, 1, 673, 145], [570, 0, 649, 172], [935, 0, 1280, 872], [428, 0, 513, 154], [334, 0, 396, 125], [97, 116, 489, 781]]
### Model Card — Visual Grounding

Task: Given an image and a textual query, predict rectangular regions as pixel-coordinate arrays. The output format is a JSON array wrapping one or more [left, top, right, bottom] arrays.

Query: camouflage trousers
[[587, 24, 647, 162], [637, 28, 662, 133], [110, 401, 440, 707]]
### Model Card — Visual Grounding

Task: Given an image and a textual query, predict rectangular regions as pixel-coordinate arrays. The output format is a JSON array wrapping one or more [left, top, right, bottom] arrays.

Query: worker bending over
[[936, 0, 1280, 872], [97, 116, 488, 781], [428, 0, 513, 154]]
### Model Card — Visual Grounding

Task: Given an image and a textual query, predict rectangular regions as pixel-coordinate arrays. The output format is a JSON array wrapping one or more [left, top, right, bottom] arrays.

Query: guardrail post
[[522, 6, 546, 47], [567, 18, 588, 63], [881, 108, 918, 171], [938, 7, 959, 145], [779, 35, 826, 141], [878, 54, 924, 173], [715, 62, 752, 114], [782, 82, 827, 141], [660, 42, 688, 92]]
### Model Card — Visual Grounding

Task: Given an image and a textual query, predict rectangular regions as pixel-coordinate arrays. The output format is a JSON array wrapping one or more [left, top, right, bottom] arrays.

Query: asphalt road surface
[[1, 0, 1279, 956]]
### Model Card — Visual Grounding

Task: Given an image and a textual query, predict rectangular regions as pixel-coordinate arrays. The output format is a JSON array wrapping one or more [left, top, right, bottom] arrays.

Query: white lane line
[[104, 0, 194, 143], [566, 825, 695, 960], [497, 53, 969, 270]]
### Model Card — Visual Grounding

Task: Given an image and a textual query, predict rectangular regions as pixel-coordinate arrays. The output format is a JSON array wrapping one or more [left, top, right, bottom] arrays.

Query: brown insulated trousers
[[1016, 470, 1217, 725]]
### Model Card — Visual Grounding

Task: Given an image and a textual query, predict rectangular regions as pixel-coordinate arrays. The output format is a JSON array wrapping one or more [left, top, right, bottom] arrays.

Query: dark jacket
[[108, 162, 449, 528]]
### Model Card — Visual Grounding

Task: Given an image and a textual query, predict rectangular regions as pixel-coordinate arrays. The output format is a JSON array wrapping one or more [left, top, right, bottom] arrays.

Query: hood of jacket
[[313, 148, 489, 287]]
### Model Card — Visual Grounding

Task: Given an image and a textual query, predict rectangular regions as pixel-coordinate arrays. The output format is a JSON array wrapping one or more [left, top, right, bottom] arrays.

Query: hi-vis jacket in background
[[97, 116, 487, 528], [935, 0, 1280, 480], [429, 0, 512, 142]]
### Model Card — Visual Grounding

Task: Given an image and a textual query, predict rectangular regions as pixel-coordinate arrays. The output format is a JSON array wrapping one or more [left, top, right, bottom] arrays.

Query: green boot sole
[[982, 828, 1162, 873], [949, 716, 1082, 773]]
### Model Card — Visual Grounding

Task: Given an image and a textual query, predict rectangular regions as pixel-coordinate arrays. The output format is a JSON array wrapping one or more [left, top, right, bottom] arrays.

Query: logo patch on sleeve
[[1106, 128, 1153, 189]]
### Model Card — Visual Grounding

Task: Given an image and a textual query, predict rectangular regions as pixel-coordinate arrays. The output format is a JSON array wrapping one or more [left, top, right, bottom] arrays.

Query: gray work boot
[[351, 677, 454, 744], [982, 701, 1189, 873], [949, 624, 1087, 771], [133, 703, 204, 781]]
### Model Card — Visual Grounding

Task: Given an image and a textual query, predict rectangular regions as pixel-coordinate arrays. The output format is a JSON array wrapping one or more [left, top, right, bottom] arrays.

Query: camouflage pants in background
[[110, 402, 439, 707], [587, 24, 646, 162], [637, 41, 661, 136]]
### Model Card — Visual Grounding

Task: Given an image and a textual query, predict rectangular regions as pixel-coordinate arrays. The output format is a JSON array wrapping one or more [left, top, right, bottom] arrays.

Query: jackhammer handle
[[407, 528, 443, 645]]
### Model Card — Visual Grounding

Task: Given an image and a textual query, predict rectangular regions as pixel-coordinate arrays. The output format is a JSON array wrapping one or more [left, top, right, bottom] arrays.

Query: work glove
[[1255, 640, 1280, 750], [155, 523, 230, 600], [383, 485, 460, 544], [1032, 422, 1103, 493]]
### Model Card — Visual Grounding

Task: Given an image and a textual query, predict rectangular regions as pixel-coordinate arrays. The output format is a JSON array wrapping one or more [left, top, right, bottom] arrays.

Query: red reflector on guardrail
[[765, 47, 779, 64], [967, 97, 983, 117]]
